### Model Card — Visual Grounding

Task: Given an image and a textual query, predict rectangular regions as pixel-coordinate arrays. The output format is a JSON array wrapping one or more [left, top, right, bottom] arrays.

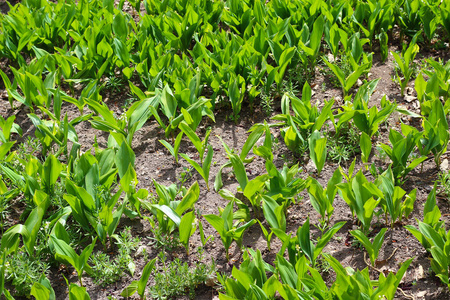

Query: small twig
[[386, 247, 398, 262], [363, 252, 383, 273], [398, 287, 415, 300], [363, 247, 398, 274]]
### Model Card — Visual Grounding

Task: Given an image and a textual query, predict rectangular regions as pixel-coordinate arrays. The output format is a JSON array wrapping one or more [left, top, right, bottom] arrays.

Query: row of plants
[[1, 0, 450, 121]]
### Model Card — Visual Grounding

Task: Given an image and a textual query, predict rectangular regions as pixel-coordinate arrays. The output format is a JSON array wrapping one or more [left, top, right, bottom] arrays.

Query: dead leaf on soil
[[415, 265, 425, 281], [404, 95, 417, 102], [440, 159, 448, 172]]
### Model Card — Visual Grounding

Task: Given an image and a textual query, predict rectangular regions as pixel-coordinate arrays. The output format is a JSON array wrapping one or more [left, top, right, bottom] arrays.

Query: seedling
[[203, 200, 256, 261], [50, 236, 97, 287], [121, 258, 157, 299], [350, 228, 387, 266]]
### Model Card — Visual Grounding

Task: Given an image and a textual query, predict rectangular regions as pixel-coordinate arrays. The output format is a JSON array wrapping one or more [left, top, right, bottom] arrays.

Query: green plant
[[297, 217, 345, 267], [90, 252, 123, 286], [377, 29, 389, 63], [28, 112, 87, 158], [421, 58, 450, 102], [218, 128, 306, 219], [143, 181, 199, 245], [296, 251, 412, 300], [373, 167, 417, 227], [325, 122, 360, 164], [353, 1, 394, 51], [122, 92, 140, 110], [260, 90, 274, 116], [337, 164, 380, 233], [405, 183, 442, 245], [395, 0, 423, 41], [104, 75, 125, 94], [177, 166, 193, 186], [16, 136, 41, 159], [122, 258, 157, 299], [50, 236, 97, 287], [324, 253, 413, 300], [4, 251, 50, 296], [87, 95, 156, 147], [218, 248, 278, 299], [391, 32, 420, 97], [151, 85, 214, 138], [379, 128, 426, 184], [307, 168, 342, 225], [30, 275, 55, 300], [90, 227, 140, 285], [266, 43, 296, 93], [350, 228, 387, 266], [417, 99, 449, 167], [214, 122, 267, 191], [323, 58, 370, 97], [282, 70, 300, 96], [308, 130, 327, 175], [438, 170, 450, 199], [315, 255, 332, 274], [273, 217, 345, 268], [68, 283, 91, 300], [0, 186, 17, 234], [258, 195, 287, 251], [405, 185, 450, 289], [360, 131, 372, 165], [179, 210, 197, 255], [336, 79, 396, 138], [273, 83, 334, 155], [63, 143, 140, 248], [159, 132, 183, 163], [0, 153, 65, 204], [0, 115, 22, 143], [298, 15, 325, 68], [63, 81, 103, 114], [228, 74, 245, 122], [148, 254, 216, 299], [147, 221, 182, 251], [0, 56, 55, 110], [441, 1, 450, 43], [203, 200, 256, 261], [320, 52, 353, 90], [65, 177, 126, 250], [0, 191, 50, 256], [178, 121, 214, 191]]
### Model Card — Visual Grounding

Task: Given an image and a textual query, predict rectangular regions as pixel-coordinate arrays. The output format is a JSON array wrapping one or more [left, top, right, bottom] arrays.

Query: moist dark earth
[[1, 2, 450, 300]]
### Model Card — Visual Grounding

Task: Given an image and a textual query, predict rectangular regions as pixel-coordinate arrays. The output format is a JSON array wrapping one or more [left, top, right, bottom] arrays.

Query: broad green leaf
[[121, 281, 138, 297], [175, 181, 200, 215], [138, 258, 157, 297], [360, 132, 371, 163], [113, 13, 128, 39], [0, 224, 27, 256], [262, 195, 285, 231], [152, 204, 181, 227], [51, 235, 78, 270], [276, 254, 298, 289], [115, 141, 135, 178], [120, 164, 137, 193], [112, 38, 130, 66], [314, 221, 346, 262], [69, 284, 91, 300], [298, 218, 313, 263], [308, 131, 327, 175], [179, 211, 196, 251]]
